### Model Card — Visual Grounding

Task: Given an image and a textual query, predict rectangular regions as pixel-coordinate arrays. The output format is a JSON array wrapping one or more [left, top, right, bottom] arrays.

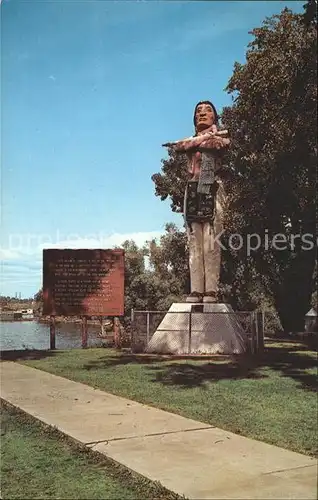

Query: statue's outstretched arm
[[162, 127, 229, 152]]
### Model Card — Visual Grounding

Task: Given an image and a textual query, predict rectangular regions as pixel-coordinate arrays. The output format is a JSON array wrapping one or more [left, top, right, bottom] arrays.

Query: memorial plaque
[[43, 249, 124, 316]]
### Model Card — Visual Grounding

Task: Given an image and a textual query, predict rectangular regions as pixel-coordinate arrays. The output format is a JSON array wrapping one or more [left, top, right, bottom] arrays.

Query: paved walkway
[[1, 361, 317, 499]]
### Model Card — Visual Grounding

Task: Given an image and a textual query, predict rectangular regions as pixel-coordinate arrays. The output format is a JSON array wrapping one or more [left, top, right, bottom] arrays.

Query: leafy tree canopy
[[152, 3, 317, 331]]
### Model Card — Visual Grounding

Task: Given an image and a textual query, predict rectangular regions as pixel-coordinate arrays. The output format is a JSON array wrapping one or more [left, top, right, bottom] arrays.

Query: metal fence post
[[188, 310, 192, 354], [130, 308, 135, 347], [146, 311, 150, 344], [257, 311, 265, 352], [250, 312, 255, 355], [255, 311, 259, 353]]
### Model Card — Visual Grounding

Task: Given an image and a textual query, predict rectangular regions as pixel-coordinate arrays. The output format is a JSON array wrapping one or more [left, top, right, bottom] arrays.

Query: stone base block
[[145, 303, 247, 355]]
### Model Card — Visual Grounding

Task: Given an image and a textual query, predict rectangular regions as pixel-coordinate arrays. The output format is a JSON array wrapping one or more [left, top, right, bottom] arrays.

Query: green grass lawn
[[0, 401, 181, 500], [6, 340, 317, 457]]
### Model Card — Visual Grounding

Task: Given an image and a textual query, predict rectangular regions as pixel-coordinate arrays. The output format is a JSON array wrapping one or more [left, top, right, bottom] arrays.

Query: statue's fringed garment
[[197, 152, 216, 194]]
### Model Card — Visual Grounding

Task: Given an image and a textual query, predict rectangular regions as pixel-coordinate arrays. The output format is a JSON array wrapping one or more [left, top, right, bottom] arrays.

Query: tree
[[303, 0, 317, 26], [34, 288, 43, 302], [121, 234, 186, 314], [146, 222, 189, 308], [221, 6, 317, 331], [152, 4, 317, 331], [120, 239, 149, 314], [33, 288, 43, 314], [152, 149, 188, 213]]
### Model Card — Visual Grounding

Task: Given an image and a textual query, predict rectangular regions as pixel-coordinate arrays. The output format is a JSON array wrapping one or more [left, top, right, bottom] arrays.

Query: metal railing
[[130, 308, 265, 354]]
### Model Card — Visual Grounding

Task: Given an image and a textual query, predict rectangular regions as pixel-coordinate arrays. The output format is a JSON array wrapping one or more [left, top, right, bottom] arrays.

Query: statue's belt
[[184, 181, 216, 222]]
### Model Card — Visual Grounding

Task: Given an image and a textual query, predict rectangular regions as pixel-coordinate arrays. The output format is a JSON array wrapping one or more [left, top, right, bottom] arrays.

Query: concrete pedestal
[[145, 303, 247, 355]]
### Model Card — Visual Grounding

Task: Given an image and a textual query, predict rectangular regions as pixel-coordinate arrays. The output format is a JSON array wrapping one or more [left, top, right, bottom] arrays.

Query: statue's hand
[[162, 140, 191, 152], [199, 136, 230, 150]]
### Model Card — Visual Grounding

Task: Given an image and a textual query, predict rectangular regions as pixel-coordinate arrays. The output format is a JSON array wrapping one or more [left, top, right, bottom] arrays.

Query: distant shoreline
[[0, 316, 112, 326], [0, 318, 35, 322]]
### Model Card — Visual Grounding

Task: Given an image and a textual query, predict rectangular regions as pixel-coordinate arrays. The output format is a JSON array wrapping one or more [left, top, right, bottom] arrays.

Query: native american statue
[[163, 101, 230, 303]]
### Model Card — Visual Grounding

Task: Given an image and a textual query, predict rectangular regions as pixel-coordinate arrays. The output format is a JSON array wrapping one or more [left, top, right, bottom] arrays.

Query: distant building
[[305, 308, 317, 332], [17, 308, 34, 320]]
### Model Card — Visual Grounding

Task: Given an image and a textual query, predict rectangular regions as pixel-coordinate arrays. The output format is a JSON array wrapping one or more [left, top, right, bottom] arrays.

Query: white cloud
[[0, 249, 21, 260], [0, 230, 164, 297], [37, 230, 163, 250]]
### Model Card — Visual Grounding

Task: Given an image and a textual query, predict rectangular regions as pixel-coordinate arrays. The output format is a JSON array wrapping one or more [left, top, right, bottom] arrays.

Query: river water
[[0, 321, 105, 351]]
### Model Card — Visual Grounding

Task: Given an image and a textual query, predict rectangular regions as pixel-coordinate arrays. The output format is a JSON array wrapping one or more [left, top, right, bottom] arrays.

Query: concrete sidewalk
[[1, 361, 317, 500]]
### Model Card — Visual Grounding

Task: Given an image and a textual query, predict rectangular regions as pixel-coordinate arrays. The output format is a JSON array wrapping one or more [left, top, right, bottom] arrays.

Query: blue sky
[[1, 0, 305, 297]]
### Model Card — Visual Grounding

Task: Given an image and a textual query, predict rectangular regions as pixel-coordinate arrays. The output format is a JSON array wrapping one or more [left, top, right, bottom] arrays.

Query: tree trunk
[[275, 245, 316, 333]]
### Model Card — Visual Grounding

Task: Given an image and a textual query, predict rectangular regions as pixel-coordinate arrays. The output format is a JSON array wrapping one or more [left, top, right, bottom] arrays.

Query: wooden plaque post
[[81, 316, 88, 348], [50, 316, 56, 350]]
